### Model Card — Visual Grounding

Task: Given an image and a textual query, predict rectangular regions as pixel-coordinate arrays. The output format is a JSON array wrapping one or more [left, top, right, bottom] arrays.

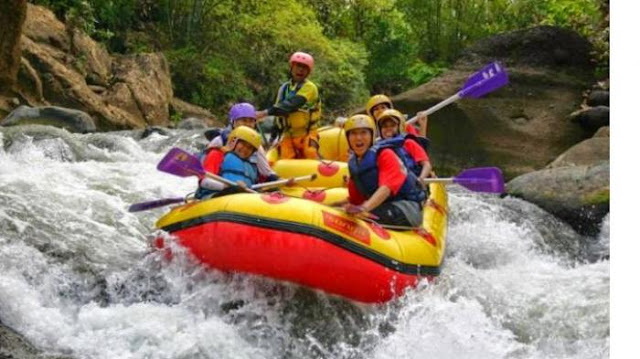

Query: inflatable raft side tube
[[160, 211, 441, 276]]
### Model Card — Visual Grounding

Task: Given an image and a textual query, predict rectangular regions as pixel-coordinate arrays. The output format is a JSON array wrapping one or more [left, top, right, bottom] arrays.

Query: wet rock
[[389, 26, 596, 179], [171, 97, 222, 127], [593, 126, 609, 138], [586, 90, 609, 107], [141, 126, 172, 139], [568, 106, 609, 132], [506, 162, 609, 236], [2, 105, 96, 133], [547, 137, 609, 168], [176, 117, 208, 130]]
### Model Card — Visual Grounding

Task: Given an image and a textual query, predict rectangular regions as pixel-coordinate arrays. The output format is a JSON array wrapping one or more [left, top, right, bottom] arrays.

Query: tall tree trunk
[[0, 0, 27, 94]]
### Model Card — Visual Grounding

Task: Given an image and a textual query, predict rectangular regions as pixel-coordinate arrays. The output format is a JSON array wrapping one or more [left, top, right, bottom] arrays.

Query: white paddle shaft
[[406, 93, 461, 125], [204, 172, 258, 193], [251, 174, 316, 190]]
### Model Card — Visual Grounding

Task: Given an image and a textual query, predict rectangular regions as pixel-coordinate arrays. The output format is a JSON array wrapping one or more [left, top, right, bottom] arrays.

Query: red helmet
[[289, 51, 314, 72]]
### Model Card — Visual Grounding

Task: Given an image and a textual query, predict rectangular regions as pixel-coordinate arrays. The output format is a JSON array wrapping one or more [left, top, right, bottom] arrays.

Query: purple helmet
[[229, 103, 257, 124]]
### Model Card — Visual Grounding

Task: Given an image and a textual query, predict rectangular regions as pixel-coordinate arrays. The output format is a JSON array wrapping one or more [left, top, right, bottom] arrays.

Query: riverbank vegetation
[[29, 0, 608, 117]]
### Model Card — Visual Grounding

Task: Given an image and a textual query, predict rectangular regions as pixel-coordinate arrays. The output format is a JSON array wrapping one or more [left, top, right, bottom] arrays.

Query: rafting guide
[[256, 51, 322, 160]]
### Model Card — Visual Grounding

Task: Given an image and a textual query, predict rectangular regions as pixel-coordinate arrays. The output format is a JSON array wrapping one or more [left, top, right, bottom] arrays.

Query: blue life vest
[[378, 134, 432, 177], [379, 136, 420, 177], [348, 141, 426, 204], [220, 151, 258, 186]]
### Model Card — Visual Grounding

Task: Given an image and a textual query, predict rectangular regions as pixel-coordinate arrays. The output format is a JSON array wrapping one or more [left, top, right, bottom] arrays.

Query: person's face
[[371, 103, 390, 120], [234, 139, 256, 159], [234, 117, 256, 129], [347, 128, 372, 157], [291, 62, 310, 82], [379, 118, 399, 139]]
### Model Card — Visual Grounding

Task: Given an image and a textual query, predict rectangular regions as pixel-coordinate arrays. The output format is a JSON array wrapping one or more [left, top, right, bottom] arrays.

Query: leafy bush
[[30, 0, 608, 118]]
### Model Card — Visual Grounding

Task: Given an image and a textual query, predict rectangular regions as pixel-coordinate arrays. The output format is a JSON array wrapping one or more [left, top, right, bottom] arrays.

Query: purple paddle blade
[[459, 62, 509, 99], [453, 167, 505, 193], [157, 147, 205, 178], [129, 197, 185, 212]]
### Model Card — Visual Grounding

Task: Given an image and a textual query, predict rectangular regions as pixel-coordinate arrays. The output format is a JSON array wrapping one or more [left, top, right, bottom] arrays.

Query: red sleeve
[[405, 123, 419, 135], [347, 178, 367, 205], [377, 149, 406, 195], [203, 149, 224, 175], [403, 139, 429, 163]]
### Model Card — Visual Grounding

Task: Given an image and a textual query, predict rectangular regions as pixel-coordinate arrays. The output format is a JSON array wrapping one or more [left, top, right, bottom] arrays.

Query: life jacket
[[406, 133, 431, 154], [348, 141, 426, 204], [275, 79, 321, 136], [219, 151, 258, 186], [194, 141, 258, 200], [377, 134, 432, 177]]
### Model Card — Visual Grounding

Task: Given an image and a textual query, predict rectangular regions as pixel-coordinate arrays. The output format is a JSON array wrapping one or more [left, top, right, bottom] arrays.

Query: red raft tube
[[154, 184, 447, 304]]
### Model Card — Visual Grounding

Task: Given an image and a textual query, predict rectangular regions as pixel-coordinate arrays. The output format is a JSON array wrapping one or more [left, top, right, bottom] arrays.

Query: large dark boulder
[[586, 90, 609, 107], [457, 25, 594, 70], [391, 26, 596, 179], [568, 106, 609, 132], [547, 136, 609, 168], [1, 105, 96, 133], [506, 162, 609, 236]]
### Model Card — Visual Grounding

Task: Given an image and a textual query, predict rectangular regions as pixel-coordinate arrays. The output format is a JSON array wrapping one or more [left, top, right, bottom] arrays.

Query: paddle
[[423, 167, 504, 193], [128, 174, 319, 213], [250, 174, 318, 190], [157, 147, 258, 193], [128, 197, 185, 212], [407, 62, 509, 125], [157, 148, 320, 193]]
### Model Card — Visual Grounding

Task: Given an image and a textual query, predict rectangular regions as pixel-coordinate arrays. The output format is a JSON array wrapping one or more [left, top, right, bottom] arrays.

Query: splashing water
[[0, 126, 609, 359]]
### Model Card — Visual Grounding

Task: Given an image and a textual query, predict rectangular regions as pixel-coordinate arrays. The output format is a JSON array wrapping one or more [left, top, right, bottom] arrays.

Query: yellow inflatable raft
[[155, 183, 447, 303]]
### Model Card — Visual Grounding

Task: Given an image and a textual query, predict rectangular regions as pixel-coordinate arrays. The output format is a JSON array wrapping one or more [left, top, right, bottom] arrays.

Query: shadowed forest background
[[29, 0, 608, 119]]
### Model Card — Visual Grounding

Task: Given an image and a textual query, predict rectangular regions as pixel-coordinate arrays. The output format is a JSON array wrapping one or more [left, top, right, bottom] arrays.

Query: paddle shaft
[[406, 62, 508, 125], [407, 93, 461, 125], [204, 172, 258, 193], [128, 197, 185, 212], [251, 174, 316, 190], [422, 177, 455, 185]]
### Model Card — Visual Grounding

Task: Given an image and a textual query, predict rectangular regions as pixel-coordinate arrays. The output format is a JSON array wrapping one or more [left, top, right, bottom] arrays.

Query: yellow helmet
[[344, 114, 376, 134], [365, 94, 393, 117], [228, 125, 262, 150], [376, 108, 406, 135]]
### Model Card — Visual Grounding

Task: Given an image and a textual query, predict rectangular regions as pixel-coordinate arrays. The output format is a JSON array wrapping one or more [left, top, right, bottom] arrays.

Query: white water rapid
[[0, 125, 609, 359]]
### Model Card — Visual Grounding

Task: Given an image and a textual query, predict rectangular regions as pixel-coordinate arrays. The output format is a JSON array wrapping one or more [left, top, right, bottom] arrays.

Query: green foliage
[[31, 0, 608, 117], [314, 40, 369, 117], [407, 61, 448, 87], [170, 110, 183, 125]]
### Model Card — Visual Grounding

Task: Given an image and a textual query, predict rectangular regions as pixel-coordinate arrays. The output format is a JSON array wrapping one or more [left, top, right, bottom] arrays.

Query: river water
[[0, 125, 609, 359]]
